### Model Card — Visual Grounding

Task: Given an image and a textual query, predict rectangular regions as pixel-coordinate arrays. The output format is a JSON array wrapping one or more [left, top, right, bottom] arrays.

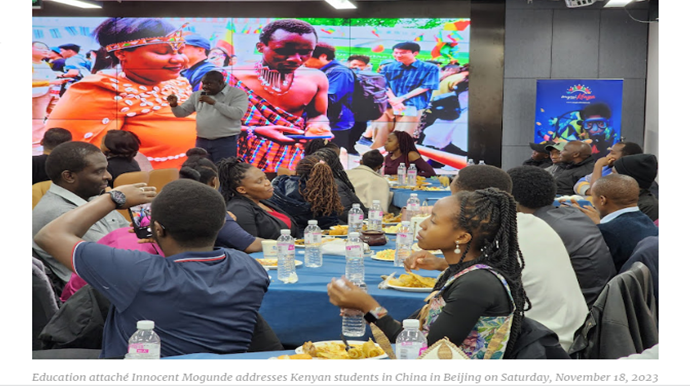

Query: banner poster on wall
[[32, 17, 471, 172], [534, 79, 623, 159]]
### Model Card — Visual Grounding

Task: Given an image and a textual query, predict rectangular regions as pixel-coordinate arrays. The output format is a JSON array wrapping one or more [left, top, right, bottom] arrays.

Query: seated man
[[507, 166, 616, 308], [551, 140, 595, 196], [32, 142, 130, 284], [345, 150, 392, 210], [522, 142, 553, 169], [406, 165, 588, 352], [613, 153, 659, 222], [33, 127, 72, 185], [573, 174, 658, 272], [574, 141, 643, 197], [544, 142, 566, 177], [34, 179, 270, 358]]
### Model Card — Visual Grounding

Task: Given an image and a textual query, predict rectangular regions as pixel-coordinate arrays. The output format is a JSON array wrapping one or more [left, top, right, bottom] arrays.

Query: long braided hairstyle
[[217, 157, 254, 203], [295, 155, 344, 216], [435, 187, 530, 356], [312, 148, 356, 192], [304, 138, 340, 156], [392, 131, 419, 167]]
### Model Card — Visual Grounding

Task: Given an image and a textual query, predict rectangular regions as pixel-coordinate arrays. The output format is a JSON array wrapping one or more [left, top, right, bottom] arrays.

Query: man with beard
[[228, 19, 331, 173]]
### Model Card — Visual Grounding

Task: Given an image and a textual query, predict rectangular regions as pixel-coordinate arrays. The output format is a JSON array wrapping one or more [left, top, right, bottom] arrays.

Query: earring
[[454, 240, 461, 254]]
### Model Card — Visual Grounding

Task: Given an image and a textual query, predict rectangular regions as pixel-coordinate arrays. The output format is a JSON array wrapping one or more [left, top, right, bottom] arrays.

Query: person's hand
[[567, 199, 601, 224], [326, 277, 378, 312], [404, 250, 449, 272], [199, 95, 216, 105], [304, 122, 333, 138], [127, 224, 157, 244], [166, 94, 178, 107], [112, 183, 156, 209], [227, 211, 237, 221], [49, 78, 69, 85], [248, 125, 304, 144], [595, 155, 615, 168], [388, 96, 405, 105]]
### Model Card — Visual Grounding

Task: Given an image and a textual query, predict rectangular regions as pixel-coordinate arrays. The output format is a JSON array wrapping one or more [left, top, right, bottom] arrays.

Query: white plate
[[371, 249, 395, 262], [386, 283, 434, 293], [294, 237, 341, 248], [295, 340, 387, 359], [411, 243, 443, 255], [256, 259, 303, 270]]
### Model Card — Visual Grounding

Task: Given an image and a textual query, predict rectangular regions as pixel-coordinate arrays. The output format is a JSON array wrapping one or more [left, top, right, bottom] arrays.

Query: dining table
[[244, 240, 439, 348], [388, 177, 452, 208]]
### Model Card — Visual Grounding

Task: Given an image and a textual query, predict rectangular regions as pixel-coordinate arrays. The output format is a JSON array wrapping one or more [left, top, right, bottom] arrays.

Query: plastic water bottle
[[395, 319, 428, 359], [368, 200, 384, 232], [407, 163, 417, 186], [397, 163, 407, 185], [277, 229, 298, 283], [304, 220, 323, 268], [467, 158, 474, 166], [338, 279, 368, 337], [478, 160, 486, 165], [345, 232, 365, 283], [348, 204, 364, 235], [127, 320, 161, 359], [405, 193, 421, 221], [394, 221, 412, 267]]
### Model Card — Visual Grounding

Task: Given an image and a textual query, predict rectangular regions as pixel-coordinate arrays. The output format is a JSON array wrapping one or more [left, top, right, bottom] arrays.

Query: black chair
[[247, 313, 283, 352], [32, 348, 102, 359], [32, 258, 60, 351], [505, 317, 570, 359]]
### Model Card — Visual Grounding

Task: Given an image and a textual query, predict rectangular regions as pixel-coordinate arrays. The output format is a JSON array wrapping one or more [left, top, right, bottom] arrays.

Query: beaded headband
[[105, 22, 189, 52]]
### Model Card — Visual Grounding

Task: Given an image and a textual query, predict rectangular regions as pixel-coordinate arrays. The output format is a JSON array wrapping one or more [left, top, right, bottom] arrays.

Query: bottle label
[[407, 203, 419, 211], [306, 232, 321, 245], [369, 210, 383, 220], [397, 342, 427, 359], [349, 214, 364, 223], [346, 245, 361, 252], [128, 343, 160, 357], [396, 233, 408, 245], [278, 244, 295, 256]]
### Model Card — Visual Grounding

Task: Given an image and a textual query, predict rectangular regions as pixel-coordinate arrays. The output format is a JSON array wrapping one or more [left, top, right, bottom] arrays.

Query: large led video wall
[[32, 17, 470, 172]]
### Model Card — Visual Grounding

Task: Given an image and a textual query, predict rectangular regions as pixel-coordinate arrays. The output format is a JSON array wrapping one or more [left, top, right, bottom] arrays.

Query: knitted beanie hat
[[613, 154, 658, 190]]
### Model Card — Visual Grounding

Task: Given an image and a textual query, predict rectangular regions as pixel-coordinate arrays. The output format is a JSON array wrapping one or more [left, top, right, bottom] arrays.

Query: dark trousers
[[196, 135, 238, 164], [331, 129, 350, 152]]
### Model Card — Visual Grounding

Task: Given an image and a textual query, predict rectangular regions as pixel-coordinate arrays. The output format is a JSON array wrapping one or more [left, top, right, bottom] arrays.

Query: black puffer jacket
[[555, 156, 595, 196], [268, 175, 341, 237], [335, 178, 368, 223]]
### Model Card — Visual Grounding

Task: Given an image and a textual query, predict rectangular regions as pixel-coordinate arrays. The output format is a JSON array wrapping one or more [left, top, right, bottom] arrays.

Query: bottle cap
[[402, 319, 420, 329], [401, 221, 410, 226], [349, 232, 360, 238], [411, 193, 418, 197], [308, 220, 318, 225], [353, 204, 360, 208], [137, 320, 154, 330], [280, 229, 290, 235], [372, 200, 380, 204]]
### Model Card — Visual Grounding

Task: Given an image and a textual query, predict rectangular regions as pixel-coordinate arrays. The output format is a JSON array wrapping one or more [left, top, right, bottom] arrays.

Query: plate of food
[[294, 339, 387, 359], [383, 224, 402, 235], [411, 243, 443, 255], [323, 225, 349, 237], [371, 249, 395, 261], [383, 213, 402, 224], [295, 237, 341, 248], [255, 258, 303, 269], [383, 272, 436, 292]]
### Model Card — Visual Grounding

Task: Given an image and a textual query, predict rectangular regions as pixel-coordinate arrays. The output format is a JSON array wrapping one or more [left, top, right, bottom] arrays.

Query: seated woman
[[101, 130, 141, 187], [327, 188, 529, 359], [382, 131, 437, 178], [312, 148, 367, 222], [276, 139, 340, 177], [180, 156, 263, 253], [218, 157, 298, 240], [269, 155, 343, 236]]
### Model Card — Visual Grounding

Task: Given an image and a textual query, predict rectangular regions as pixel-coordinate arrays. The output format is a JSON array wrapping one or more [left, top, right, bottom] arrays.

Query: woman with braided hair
[[312, 148, 368, 222], [218, 157, 298, 240], [382, 131, 436, 177], [269, 155, 343, 236], [327, 188, 528, 359]]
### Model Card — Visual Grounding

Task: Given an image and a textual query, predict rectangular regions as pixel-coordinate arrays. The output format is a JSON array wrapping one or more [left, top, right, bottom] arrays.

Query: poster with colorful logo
[[534, 79, 623, 158]]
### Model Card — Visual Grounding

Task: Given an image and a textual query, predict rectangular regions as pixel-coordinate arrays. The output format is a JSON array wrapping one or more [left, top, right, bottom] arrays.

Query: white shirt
[[517, 213, 589, 352], [171, 85, 249, 139], [600, 206, 640, 224], [345, 165, 392, 210]]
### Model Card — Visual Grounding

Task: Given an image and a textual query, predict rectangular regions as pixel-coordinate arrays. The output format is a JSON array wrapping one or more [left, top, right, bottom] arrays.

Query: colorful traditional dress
[[45, 70, 196, 169], [227, 74, 304, 173]]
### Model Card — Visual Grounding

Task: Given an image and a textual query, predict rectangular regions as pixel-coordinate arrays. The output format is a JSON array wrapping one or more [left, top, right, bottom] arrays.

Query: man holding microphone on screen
[[167, 70, 249, 163]]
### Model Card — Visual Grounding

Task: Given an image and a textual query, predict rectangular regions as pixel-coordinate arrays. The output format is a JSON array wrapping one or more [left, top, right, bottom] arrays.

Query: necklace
[[254, 62, 294, 95]]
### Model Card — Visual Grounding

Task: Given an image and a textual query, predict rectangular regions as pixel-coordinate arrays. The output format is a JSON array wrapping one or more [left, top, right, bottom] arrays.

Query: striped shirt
[[381, 60, 440, 111]]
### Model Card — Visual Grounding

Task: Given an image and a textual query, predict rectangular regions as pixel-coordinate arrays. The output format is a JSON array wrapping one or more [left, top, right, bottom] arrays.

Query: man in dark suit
[[573, 174, 658, 271]]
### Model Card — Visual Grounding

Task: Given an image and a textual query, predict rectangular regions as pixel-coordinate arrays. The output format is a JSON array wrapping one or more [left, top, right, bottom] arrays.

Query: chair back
[[148, 168, 179, 193], [33, 258, 59, 350], [113, 171, 149, 188], [32, 181, 52, 209]]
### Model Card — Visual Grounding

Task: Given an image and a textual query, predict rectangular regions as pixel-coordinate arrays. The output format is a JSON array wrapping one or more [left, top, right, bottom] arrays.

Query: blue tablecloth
[[390, 177, 451, 208], [252, 242, 436, 347], [165, 345, 398, 359]]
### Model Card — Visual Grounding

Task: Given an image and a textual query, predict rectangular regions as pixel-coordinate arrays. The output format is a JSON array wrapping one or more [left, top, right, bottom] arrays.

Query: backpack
[[350, 70, 388, 122]]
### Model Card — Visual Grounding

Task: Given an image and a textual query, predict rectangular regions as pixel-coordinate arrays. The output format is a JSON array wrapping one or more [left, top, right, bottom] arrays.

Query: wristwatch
[[364, 306, 388, 324], [108, 190, 126, 209]]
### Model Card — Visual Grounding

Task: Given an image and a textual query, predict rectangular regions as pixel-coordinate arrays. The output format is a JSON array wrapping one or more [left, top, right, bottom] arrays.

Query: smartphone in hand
[[129, 203, 153, 239]]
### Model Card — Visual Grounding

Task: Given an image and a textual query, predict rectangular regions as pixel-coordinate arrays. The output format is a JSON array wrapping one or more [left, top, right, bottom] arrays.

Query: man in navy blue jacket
[[574, 174, 658, 271]]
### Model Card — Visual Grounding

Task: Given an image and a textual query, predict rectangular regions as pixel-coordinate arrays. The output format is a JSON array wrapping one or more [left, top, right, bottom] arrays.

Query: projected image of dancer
[[228, 19, 332, 173]]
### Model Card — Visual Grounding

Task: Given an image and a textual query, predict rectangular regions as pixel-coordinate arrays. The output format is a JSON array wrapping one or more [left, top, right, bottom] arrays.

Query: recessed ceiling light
[[325, 0, 357, 10], [604, 0, 634, 8], [49, 0, 102, 9]]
